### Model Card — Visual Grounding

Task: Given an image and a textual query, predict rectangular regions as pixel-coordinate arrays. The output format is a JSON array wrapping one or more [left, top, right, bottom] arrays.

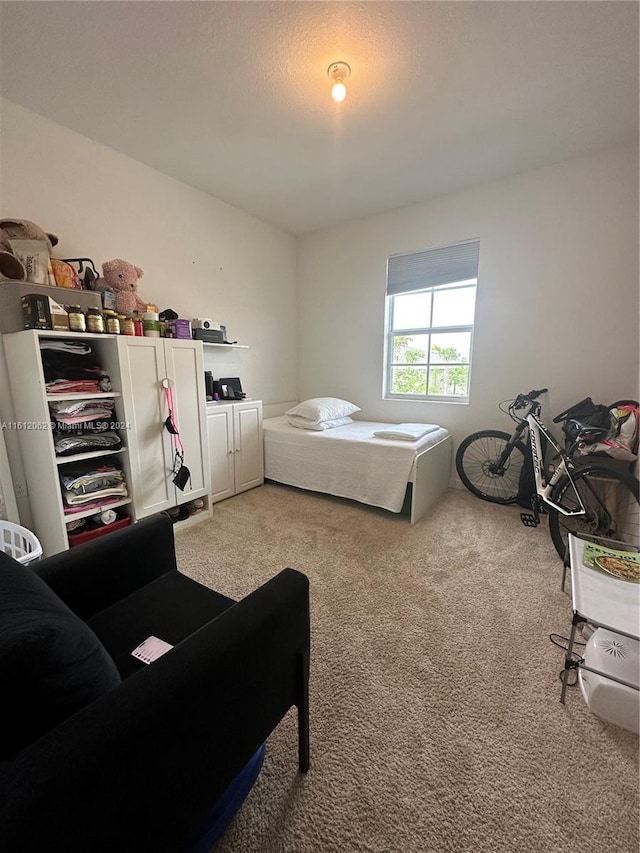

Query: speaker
[[204, 371, 215, 399]]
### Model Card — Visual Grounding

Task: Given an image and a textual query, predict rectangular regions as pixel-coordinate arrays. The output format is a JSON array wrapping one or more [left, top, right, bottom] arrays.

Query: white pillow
[[286, 397, 360, 424], [287, 415, 353, 431]]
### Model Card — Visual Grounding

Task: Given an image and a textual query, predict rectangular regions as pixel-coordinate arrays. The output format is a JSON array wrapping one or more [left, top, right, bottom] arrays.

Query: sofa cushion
[[0, 550, 121, 759], [88, 571, 236, 679]]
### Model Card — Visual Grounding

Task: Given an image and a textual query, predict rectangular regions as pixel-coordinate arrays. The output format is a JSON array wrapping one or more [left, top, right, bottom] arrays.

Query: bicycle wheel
[[455, 430, 527, 504], [548, 465, 640, 560]]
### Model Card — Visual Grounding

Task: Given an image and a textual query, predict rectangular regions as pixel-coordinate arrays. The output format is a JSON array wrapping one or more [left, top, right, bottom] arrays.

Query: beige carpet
[[175, 484, 639, 853]]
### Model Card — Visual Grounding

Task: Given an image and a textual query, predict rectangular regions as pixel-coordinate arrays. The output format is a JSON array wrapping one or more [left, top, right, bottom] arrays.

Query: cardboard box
[[49, 297, 70, 331], [168, 318, 192, 339]]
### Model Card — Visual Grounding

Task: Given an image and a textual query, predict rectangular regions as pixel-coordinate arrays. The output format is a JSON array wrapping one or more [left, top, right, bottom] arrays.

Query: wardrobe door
[[117, 337, 174, 518], [163, 339, 209, 503], [233, 400, 264, 494], [207, 405, 235, 503]]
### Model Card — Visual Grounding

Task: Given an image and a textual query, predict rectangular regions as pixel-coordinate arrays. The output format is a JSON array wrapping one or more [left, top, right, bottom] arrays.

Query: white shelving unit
[[202, 342, 249, 349], [3, 330, 134, 555]]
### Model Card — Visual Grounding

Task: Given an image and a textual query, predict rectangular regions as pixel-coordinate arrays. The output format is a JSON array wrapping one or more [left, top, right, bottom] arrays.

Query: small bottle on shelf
[[67, 306, 86, 333], [132, 312, 144, 336], [143, 311, 160, 338], [86, 307, 105, 334], [121, 315, 135, 336], [104, 310, 120, 335]]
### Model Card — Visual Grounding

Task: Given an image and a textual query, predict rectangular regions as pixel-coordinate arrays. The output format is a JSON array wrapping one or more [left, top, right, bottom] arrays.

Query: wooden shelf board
[[37, 330, 118, 340], [56, 447, 126, 466], [202, 342, 249, 349], [46, 391, 121, 401]]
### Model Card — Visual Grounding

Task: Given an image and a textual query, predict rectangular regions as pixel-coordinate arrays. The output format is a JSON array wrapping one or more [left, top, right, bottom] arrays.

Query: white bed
[[263, 416, 452, 524]]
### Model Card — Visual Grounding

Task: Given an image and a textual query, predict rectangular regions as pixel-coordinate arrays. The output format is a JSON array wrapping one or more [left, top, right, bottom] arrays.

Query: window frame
[[383, 279, 476, 404]]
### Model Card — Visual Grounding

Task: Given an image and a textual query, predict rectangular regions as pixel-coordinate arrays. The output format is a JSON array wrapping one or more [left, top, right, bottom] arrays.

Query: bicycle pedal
[[520, 513, 539, 527]]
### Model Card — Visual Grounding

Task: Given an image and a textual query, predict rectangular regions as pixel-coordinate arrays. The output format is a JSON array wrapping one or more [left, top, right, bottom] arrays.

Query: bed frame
[[263, 405, 452, 524], [406, 434, 452, 524]]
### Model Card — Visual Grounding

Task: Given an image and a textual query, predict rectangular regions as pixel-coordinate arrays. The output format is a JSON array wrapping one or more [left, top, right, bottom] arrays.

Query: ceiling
[[1, 1, 638, 234]]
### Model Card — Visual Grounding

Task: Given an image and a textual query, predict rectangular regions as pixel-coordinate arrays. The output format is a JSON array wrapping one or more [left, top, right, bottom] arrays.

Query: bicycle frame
[[488, 391, 599, 517], [526, 411, 586, 516]]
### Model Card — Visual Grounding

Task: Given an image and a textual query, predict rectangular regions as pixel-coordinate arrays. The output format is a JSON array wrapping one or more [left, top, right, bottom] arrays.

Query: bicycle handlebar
[[511, 388, 548, 409]]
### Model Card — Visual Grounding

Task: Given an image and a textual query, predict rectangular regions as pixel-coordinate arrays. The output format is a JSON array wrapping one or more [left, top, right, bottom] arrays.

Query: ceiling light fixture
[[327, 61, 351, 103]]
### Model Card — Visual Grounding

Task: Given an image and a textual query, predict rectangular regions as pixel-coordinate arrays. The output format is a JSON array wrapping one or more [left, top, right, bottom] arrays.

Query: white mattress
[[263, 416, 450, 513]]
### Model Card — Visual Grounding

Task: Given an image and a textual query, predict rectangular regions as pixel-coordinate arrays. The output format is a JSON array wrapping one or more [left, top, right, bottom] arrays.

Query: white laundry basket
[[1, 520, 43, 565]]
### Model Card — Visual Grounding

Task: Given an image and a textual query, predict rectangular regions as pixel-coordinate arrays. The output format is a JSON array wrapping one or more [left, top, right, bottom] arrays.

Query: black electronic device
[[219, 377, 245, 400], [204, 371, 215, 400], [193, 328, 225, 344]]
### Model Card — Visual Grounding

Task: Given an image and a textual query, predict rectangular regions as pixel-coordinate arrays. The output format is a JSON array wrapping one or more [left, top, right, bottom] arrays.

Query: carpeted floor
[[175, 484, 639, 853]]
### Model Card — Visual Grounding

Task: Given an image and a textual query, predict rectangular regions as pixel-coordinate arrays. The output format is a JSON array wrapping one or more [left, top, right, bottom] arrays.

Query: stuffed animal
[[0, 218, 58, 252], [0, 228, 26, 280], [96, 258, 147, 314], [0, 218, 59, 283]]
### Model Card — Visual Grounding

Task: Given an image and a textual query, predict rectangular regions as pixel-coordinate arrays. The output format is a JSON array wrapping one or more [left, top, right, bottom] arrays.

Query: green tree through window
[[391, 339, 469, 397]]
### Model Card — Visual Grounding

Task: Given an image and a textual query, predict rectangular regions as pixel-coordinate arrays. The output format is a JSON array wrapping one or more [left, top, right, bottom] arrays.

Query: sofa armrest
[[35, 514, 178, 619], [0, 567, 310, 853]]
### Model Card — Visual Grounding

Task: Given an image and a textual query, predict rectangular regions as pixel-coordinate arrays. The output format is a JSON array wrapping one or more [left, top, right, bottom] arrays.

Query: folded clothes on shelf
[[46, 379, 109, 394], [50, 399, 115, 418], [54, 431, 122, 456], [60, 464, 128, 512], [62, 485, 128, 507], [60, 464, 126, 496], [50, 399, 117, 432], [40, 341, 93, 356], [40, 340, 112, 391]]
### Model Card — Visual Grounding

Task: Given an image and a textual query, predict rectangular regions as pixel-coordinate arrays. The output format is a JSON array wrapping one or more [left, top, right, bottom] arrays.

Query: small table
[[561, 534, 640, 705]]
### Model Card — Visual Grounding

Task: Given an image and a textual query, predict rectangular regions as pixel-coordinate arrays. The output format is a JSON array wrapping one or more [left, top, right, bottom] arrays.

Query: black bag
[[556, 397, 613, 448]]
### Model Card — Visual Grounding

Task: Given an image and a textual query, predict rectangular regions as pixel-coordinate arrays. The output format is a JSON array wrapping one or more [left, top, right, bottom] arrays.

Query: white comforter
[[263, 416, 450, 513]]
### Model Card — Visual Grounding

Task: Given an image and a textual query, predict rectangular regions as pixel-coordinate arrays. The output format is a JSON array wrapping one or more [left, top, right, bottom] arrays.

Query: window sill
[[383, 395, 470, 405]]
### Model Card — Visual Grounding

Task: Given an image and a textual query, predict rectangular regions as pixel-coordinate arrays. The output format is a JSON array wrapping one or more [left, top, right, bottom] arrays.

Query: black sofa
[[0, 514, 310, 852]]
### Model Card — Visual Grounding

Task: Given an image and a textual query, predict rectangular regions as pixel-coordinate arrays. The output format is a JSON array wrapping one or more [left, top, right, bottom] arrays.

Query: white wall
[[0, 99, 298, 406], [297, 146, 639, 472], [0, 98, 298, 521]]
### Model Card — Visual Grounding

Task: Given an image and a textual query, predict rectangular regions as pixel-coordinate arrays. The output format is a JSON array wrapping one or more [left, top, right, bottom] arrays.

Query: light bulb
[[331, 81, 347, 102], [328, 62, 350, 103]]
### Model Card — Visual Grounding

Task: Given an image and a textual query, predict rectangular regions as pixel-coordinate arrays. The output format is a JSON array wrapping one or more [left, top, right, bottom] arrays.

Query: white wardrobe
[[3, 330, 209, 555]]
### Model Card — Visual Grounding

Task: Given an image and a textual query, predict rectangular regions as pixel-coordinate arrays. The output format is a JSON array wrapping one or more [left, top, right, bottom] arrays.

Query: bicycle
[[455, 389, 640, 559]]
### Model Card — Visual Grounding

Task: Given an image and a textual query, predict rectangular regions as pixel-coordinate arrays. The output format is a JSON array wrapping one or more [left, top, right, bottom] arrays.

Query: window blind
[[386, 240, 480, 296]]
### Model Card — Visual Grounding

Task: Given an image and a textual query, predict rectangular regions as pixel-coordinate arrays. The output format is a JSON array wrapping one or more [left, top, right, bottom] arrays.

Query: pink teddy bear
[[96, 258, 147, 314]]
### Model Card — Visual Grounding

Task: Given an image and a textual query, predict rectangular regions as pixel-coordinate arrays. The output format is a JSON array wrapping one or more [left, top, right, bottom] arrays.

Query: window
[[384, 240, 479, 402]]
